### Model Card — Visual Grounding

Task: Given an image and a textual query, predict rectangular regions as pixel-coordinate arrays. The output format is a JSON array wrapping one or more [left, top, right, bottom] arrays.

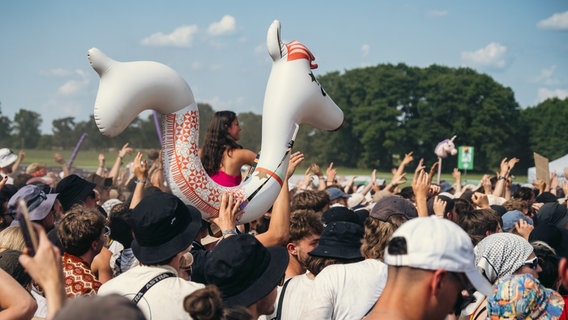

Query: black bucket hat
[[205, 234, 288, 308], [130, 192, 201, 264], [322, 206, 362, 226], [308, 221, 364, 260], [55, 174, 96, 212]]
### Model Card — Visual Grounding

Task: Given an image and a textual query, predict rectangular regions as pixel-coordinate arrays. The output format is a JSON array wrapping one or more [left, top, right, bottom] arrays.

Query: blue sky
[[1, 1, 567, 134]]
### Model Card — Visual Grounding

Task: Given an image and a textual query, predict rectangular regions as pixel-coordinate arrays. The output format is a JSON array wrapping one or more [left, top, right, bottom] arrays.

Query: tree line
[[1, 63, 566, 174]]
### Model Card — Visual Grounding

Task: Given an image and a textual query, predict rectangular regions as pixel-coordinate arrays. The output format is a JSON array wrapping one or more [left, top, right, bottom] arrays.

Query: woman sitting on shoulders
[[201, 111, 256, 187]]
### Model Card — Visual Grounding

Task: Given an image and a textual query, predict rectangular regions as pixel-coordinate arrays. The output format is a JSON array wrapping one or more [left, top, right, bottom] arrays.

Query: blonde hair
[[361, 215, 407, 260], [0, 226, 26, 252]]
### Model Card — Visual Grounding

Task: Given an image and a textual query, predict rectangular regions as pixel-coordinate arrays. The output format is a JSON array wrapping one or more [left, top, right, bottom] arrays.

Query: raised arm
[[0, 268, 37, 320], [493, 157, 518, 197], [54, 153, 69, 178], [11, 150, 25, 174], [211, 192, 242, 240], [149, 150, 166, 191], [108, 143, 133, 185], [394, 152, 414, 179], [322, 162, 337, 190], [451, 168, 462, 194], [96, 153, 106, 176], [129, 152, 148, 209], [256, 151, 304, 247], [358, 169, 377, 196], [412, 159, 430, 217]]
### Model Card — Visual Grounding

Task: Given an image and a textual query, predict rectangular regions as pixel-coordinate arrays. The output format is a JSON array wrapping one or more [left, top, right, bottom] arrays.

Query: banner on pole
[[458, 146, 474, 170]]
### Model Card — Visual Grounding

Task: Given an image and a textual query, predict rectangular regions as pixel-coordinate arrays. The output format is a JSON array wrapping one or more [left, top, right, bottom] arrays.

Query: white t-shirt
[[98, 264, 204, 320], [259, 272, 315, 320], [279, 273, 315, 320], [300, 259, 388, 320]]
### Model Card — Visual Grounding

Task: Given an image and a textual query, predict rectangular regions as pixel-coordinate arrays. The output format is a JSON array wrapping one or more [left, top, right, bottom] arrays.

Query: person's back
[[99, 264, 204, 319], [98, 192, 205, 319], [303, 259, 387, 319]]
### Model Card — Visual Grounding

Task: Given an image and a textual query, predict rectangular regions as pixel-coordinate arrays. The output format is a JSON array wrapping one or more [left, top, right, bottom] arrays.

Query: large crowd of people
[[1, 114, 568, 319]]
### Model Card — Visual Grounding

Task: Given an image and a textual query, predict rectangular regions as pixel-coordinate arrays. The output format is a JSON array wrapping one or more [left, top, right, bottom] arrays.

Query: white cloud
[[531, 66, 559, 85], [254, 44, 266, 56], [191, 61, 203, 70], [538, 87, 568, 103], [210, 64, 222, 71], [460, 42, 508, 69], [57, 69, 90, 95], [537, 11, 568, 30], [204, 95, 246, 109], [207, 15, 236, 36], [427, 9, 448, 17], [361, 44, 370, 57], [141, 25, 198, 47], [41, 68, 72, 77]]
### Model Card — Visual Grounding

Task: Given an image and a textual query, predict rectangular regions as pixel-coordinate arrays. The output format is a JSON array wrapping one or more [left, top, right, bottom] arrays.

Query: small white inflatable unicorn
[[87, 20, 344, 223], [434, 135, 457, 184]]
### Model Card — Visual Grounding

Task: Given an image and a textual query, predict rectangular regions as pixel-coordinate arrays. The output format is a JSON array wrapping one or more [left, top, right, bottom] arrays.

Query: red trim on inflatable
[[256, 167, 283, 187]]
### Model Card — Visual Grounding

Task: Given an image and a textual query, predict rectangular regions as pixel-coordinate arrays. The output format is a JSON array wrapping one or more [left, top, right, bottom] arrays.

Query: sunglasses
[[524, 257, 539, 270]]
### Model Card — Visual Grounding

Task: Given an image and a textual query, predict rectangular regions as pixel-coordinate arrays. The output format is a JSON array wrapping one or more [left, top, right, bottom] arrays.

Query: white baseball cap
[[384, 216, 493, 296]]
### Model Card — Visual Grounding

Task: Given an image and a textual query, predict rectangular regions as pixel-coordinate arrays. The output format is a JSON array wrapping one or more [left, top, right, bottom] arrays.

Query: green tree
[[521, 97, 568, 162], [13, 109, 42, 149], [237, 112, 262, 152], [407, 65, 522, 172], [52, 117, 76, 149], [198, 103, 215, 146], [0, 103, 13, 148]]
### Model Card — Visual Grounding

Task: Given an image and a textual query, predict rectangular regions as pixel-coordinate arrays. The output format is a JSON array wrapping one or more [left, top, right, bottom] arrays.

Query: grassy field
[[20, 149, 526, 185], [16, 149, 144, 172]]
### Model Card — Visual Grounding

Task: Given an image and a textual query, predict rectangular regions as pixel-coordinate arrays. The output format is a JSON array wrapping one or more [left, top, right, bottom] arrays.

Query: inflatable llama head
[[434, 136, 457, 158]]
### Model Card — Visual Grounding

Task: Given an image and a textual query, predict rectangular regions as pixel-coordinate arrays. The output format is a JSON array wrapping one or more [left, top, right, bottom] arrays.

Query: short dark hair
[[57, 206, 105, 256], [513, 187, 536, 202], [291, 190, 330, 212], [457, 208, 501, 245], [289, 209, 323, 243]]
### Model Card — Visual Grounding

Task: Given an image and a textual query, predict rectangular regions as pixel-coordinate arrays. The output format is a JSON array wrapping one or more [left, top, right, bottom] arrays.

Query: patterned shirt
[[62, 252, 101, 298]]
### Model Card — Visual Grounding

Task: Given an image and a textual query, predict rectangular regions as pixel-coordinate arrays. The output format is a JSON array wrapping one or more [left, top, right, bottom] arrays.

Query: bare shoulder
[[229, 148, 256, 165]]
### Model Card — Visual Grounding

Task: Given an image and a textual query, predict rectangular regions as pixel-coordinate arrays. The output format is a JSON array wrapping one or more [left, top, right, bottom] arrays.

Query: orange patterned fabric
[[62, 252, 101, 298]]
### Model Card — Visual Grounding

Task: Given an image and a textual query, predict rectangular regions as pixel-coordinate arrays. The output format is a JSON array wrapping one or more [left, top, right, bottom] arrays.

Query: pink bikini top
[[210, 170, 242, 187]]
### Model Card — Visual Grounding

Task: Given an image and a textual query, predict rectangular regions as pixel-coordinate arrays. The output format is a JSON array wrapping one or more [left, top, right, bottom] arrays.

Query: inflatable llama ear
[[434, 135, 457, 159]]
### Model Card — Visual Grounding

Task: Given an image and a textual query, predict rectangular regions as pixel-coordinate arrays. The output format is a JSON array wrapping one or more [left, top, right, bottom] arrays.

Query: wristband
[[134, 179, 146, 184], [222, 229, 238, 239], [497, 176, 506, 180]]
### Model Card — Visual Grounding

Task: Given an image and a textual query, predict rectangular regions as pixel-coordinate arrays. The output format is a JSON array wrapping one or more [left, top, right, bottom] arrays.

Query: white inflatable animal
[[88, 21, 343, 223]]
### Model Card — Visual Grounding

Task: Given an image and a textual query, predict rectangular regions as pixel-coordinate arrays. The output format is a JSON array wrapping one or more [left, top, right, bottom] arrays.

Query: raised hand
[[133, 152, 148, 181], [118, 143, 134, 159], [212, 192, 243, 236], [514, 219, 534, 240], [402, 152, 414, 166], [471, 192, 490, 209], [310, 164, 322, 177], [433, 196, 447, 217], [287, 151, 304, 179], [326, 162, 337, 185]]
